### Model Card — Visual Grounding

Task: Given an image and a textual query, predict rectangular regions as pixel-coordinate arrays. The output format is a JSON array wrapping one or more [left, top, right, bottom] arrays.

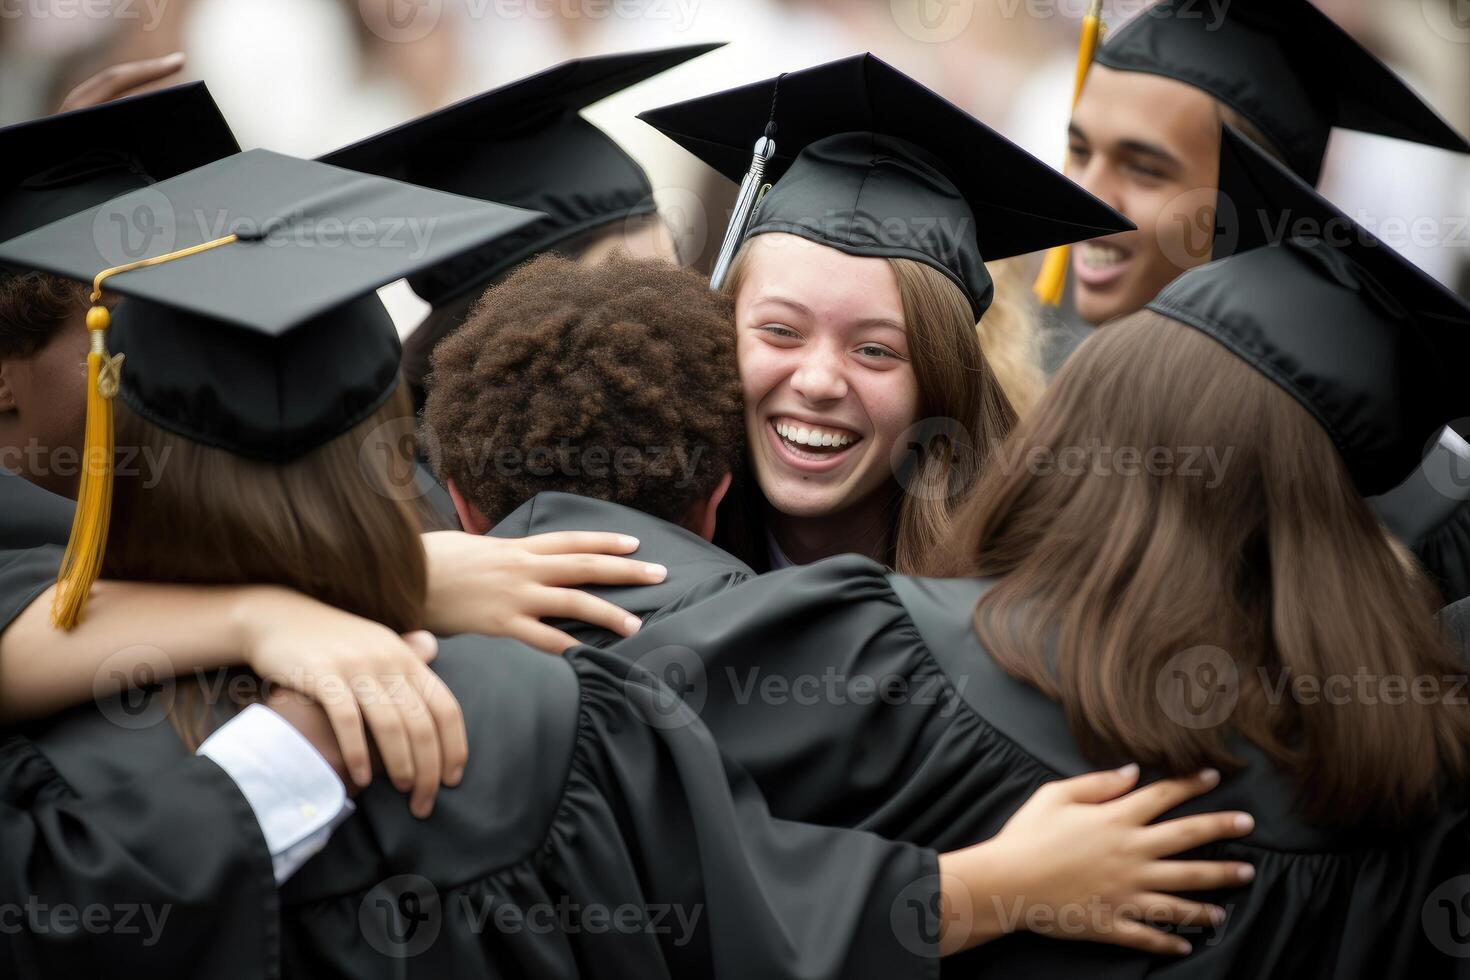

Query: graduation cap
[[1094, 0, 1470, 185], [639, 53, 1134, 320], [1146, 126, 1470, 496], [0, 148, 545, 628], [320, 43, 721, 308], [0, 81, 239, 243]]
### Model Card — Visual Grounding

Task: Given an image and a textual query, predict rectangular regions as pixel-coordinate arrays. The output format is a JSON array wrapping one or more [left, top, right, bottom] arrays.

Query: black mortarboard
[[0, 82, 239, 243], [1147, 127, 1470, 496], [1094, 0, 1470, 186], [639, 53, 1133, 320], [320, 43, 721, 308], [0, 148, 544, 460], [0, 148, 544, 627]]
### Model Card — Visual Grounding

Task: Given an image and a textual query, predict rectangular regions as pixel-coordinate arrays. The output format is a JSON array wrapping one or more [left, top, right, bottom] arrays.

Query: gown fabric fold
[[22, 632, 943, 979], [606, 552, 1470, 978]]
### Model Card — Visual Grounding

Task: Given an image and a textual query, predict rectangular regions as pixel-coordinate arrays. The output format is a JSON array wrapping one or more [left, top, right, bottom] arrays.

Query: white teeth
[[774, 419, 856, 448], [1080, 242, 1128, 268]]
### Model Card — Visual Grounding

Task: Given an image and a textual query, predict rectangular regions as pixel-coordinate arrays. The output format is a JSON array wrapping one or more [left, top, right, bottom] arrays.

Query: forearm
[[0, 581, 268, 721]]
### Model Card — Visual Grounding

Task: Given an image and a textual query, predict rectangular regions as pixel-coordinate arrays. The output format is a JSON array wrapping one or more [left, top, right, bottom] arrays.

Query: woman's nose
[[789, 346, 848, 404]]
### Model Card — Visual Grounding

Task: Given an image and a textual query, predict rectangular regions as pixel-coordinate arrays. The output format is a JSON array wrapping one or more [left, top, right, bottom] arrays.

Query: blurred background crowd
[[3, 0, 1467, 306]]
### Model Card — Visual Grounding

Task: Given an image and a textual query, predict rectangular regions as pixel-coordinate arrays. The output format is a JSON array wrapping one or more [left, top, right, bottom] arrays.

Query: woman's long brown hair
[[720, 244, 1018, 573], [933, 311, 1470, 829], [104, 382, 429, 747]]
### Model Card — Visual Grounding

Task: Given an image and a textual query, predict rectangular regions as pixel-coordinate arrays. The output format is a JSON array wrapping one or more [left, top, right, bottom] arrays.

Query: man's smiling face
[[1067, 65, 1224, 326]]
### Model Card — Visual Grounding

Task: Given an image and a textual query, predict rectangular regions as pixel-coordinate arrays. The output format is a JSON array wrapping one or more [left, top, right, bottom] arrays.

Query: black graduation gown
[[0, 471, 73, 550], [1, 479, 282, 978], [0, 471, 70, 630], [607, 555, 1470, 978], [489, 491, 755, 647], [24, 634, 943, 979], [0, 734, 278, 978]]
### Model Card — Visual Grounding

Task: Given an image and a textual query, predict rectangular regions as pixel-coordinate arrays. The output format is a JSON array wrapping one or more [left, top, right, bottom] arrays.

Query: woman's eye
[[757, 324, 801, 340], [856, 344, 902, 360], [1067, 145, 1090, 164], [1128, 163, 1166, 181]]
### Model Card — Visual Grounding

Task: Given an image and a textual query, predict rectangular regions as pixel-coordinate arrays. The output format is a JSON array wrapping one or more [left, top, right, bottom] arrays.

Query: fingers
[[403, 630, 439, 662], [1111, 768, 1222, 823], [1140, 811, 1255, 857], [1096, 917, 1193, 957], [390, 677, 442, 819], [1043, 763, 1141, 805], [414, 663, 467, 787], [1138, 859, 1256, 893], [314, 674, 372, 788], [517, 531, 641, 556], [354, 675, 415, 796], [530, 553, 667, 589], [508, 618, 583, 655], [532, 585, 642, 638], [1129, 894, 1226, 929], [58, 53, 186, 112]]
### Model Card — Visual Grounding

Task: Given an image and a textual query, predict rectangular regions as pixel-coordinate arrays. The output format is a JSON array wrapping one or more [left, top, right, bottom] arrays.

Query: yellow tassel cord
[[1034, 0, 1105, 306], [50, 234, 240, 629]]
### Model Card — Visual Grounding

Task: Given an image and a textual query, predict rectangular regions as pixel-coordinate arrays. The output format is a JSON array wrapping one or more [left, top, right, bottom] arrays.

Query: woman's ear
[[446, 478, 493, 535]]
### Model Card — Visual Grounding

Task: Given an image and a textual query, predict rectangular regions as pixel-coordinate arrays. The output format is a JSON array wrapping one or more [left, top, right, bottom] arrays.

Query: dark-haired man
[[424, 251, 756, 647]]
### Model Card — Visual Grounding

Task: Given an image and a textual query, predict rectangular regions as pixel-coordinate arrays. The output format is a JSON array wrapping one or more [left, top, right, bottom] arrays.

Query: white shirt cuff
[[198, 703, 355, 884]]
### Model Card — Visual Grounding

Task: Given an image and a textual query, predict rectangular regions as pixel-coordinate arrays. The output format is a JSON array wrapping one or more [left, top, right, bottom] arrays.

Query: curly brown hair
[[0, 271, 89, 358], [424, 252, 743, 528]]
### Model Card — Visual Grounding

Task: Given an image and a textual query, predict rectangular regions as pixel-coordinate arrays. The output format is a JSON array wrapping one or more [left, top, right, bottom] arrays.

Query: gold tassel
[[50, 305, 119, 629], [50, 233, 241, 629], [1034, 0, 1105, 306]]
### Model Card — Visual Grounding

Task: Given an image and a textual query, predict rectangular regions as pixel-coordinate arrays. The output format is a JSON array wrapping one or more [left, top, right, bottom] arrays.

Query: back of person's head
[[424, 252, 743, 532], [100, 378, 428, 747], [105, 382, 428, 632], [938, 310, 1470, 829]]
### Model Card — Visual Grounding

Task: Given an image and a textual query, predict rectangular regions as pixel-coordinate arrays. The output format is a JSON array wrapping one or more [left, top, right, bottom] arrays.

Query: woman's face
[[734, 234, 921, 520]]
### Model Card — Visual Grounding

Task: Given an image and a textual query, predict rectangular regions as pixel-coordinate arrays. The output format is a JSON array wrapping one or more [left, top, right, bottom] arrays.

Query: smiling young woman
[[724, 234, 1015, 571], [643, 55, 1131, 572]]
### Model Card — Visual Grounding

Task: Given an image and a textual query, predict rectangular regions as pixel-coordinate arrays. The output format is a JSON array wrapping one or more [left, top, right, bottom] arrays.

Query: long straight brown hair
[[105, 382, 430, 746], [720, 243, 1018, 572], [933, 311, 1470, 829]]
